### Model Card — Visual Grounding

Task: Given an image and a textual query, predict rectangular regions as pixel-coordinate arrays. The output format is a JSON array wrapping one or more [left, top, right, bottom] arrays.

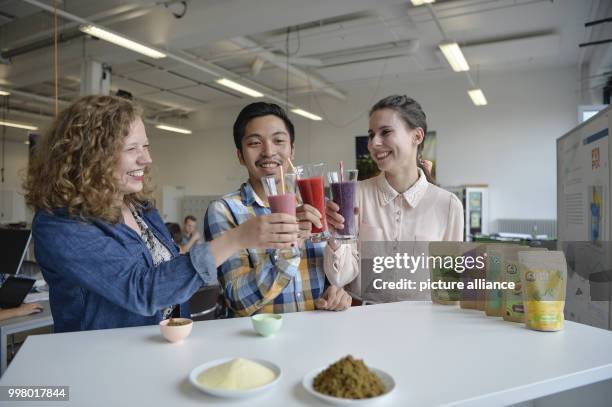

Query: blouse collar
[[376, 167, 429, 208]]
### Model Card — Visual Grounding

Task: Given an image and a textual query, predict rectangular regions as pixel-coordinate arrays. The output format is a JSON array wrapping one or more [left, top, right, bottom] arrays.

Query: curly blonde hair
[[24, 95, 153, 223]]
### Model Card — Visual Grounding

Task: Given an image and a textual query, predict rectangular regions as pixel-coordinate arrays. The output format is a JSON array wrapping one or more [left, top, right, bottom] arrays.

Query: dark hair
[[369, 95, 435, 184], [184, 215, 196, 223], [165, 222, 182, 245], [233, 102, 295, 151]]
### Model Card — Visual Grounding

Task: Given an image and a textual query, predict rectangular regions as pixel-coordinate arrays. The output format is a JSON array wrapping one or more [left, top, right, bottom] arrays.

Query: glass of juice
[[261, 173, 297, 259], [261, 173, 297, 217], [327, 169, 358, 240], [295, 163, 328, 242]]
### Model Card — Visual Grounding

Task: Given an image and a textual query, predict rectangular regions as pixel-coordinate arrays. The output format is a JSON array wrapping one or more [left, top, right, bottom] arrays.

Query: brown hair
[[369, 95, 436, 184], [24, 95, 152, 223]]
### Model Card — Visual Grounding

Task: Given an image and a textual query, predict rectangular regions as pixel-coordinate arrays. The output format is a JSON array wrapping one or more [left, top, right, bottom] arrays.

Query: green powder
[[313, 355, 385, 399]]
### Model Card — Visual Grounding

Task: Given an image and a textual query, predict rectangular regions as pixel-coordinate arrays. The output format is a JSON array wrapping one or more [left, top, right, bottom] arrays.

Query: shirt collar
[[376, 168, 429, 207], [240, 181, 267, 208]]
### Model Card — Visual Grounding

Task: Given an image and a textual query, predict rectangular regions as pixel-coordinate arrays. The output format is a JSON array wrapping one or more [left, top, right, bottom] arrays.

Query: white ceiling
[[0, 0, 601, 129]]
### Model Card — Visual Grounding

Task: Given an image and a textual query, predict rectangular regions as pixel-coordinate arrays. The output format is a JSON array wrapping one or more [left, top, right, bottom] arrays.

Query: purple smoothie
[[331, 181, 357, 238]]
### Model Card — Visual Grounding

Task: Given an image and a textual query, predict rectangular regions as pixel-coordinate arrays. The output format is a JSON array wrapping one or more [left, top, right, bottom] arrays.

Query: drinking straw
[[339, 161, 344, 182], [288, 158, 298, 178], [280, 165, 285, 194]]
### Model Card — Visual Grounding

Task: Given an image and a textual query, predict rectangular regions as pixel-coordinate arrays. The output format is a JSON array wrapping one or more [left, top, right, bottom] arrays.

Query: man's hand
[[296, 204, 322, 242], [315, 286, 352, 311]]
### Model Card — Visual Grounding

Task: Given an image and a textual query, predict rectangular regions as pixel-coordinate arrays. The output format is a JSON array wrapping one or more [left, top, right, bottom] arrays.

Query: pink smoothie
[[268, 193, 296, 216]]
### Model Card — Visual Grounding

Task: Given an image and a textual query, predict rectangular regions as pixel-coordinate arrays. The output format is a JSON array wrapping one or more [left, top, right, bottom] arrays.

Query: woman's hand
[[296, 204, 322, 242], [325, 200, 344, 233], [236, 213, 299, 250]]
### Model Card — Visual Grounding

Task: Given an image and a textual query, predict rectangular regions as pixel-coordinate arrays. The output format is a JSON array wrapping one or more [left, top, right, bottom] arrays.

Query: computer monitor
[[0, 228, 32, 276]]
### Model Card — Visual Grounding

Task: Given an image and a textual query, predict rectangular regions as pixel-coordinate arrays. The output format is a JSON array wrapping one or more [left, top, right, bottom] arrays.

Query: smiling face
[[115, 118, 152, 199], [367, 108, 423, 174], [237, 114, 294, 185]]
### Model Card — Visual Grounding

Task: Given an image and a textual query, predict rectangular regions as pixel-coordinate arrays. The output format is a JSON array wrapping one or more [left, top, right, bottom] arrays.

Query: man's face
[[237, 115, 294, 184], [183, 219, 196, 235]]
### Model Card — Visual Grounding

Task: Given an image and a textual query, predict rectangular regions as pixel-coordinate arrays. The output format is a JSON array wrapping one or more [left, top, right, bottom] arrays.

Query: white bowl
[[189, 358, 282, 399], [302, 366, 395, 405]]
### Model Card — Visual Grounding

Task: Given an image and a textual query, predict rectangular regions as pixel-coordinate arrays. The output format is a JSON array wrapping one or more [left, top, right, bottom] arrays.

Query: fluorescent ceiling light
[[468, 89, 488, 106], [438, 42, 470, 72], [216, 78, 264, 98], [0, 120, 38, 131], [291, 108, 323, 121], [79, 25, 166, 59], [0, 90, 10, 96], [411, 0, 435, 5], [155, 124, 192, 134]]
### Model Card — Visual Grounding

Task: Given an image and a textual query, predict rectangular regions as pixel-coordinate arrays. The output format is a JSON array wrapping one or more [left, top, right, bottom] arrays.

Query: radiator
[[495, 219, 557, 239]]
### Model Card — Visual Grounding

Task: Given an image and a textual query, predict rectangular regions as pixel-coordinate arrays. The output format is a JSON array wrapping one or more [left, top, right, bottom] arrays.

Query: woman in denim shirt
[[24, 95, 300, 332]]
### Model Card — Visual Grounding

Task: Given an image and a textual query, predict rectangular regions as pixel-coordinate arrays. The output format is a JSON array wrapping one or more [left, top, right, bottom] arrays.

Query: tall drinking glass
[[261, 173, 298, 258], [327, 169, 359, 240], [295, 163, 328, 242], [261, 173, 297, 216]]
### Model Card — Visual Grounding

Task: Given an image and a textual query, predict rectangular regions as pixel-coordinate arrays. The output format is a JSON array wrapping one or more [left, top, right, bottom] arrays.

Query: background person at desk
[[24, 95, 301, 332], [0, 303, 43, 321], [180, 215, 201, 253]]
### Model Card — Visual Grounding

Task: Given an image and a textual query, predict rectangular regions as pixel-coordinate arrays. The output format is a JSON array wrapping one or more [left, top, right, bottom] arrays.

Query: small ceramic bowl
[[251, 313, 283, 337], [159, 318, 193, 343]]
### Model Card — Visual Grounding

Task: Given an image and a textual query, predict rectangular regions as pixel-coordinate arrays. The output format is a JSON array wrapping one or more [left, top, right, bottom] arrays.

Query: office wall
[[150, 65, 579, 228], [1, 66, 579, 229]]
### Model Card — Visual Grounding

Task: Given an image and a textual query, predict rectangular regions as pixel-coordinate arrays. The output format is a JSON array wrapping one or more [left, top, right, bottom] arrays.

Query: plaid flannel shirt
[[204, 181, 326, 317]]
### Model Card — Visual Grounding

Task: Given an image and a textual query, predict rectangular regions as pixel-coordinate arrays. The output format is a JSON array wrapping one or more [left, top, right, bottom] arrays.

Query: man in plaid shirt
[[204, 102, 351, 317]]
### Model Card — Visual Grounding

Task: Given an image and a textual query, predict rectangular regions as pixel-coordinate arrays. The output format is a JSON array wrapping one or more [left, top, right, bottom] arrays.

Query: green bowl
[[251, 313, 283, 337]]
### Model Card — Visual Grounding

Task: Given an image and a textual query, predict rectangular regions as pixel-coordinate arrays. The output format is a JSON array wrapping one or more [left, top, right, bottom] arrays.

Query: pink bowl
[[159, 318, 193, 343]]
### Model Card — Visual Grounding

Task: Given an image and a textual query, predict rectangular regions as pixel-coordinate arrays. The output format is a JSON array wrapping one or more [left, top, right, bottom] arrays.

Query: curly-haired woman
[[25, 95, 300, 332]]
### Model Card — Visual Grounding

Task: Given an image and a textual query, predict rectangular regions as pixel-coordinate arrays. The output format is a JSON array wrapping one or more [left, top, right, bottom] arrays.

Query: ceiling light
[[0, 120, 38, 131], [291, 108, 323, 121], [438, 42, 470, 72], [468, 89, 488, 106], [216, 78, 264, 98], [411, 0, 435, 5], [79, 25, 166, 59], [155, 124, 192, 134], [0, 90, 10, 96]]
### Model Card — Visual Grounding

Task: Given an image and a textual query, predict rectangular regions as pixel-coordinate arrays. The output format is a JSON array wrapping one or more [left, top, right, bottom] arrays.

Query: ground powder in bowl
[[313, 355, 385, 399], [198, 358, 276, 390]]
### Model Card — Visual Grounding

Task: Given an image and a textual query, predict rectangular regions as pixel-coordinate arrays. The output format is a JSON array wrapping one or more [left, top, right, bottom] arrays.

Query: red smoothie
[[297, 176, 327, 233]]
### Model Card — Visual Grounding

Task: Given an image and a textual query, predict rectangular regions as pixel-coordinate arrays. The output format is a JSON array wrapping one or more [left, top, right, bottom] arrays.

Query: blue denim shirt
[[33, 206, 217, 332]]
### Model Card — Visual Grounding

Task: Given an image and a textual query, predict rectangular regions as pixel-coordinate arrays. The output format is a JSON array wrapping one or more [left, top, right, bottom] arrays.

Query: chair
[[188, 285, 224, 321]]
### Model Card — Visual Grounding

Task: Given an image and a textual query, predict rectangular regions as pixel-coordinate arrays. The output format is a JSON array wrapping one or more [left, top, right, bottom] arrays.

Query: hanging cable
[[53, 0, 60, 116]]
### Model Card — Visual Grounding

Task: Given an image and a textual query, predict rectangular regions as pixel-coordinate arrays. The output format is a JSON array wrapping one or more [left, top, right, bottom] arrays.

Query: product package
[[501, 246, 547, 322], [459, 244, 486, 310], [483, 243, 512, 317], [518, 250, 567, 332], [429, 242, 464, 305]]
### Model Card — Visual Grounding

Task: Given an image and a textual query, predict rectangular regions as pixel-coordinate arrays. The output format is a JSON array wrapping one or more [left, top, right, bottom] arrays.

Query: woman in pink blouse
[[324, 95, 464, 301]]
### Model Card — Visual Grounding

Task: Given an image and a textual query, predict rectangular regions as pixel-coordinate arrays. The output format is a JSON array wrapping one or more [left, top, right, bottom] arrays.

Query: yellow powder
[[198, 358, 276, 390]]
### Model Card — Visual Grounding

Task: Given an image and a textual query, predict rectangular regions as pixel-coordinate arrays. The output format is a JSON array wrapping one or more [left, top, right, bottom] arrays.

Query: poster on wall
[[355, 131, 437, 181]]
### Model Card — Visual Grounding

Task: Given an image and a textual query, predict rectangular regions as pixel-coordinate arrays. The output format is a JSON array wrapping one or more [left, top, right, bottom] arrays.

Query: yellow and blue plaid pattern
[[204, 182, 326, 317]]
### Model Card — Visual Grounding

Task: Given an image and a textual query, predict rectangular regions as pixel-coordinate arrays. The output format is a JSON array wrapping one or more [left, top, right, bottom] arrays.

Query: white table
[[0, 301, 53, 375], [1, 302, 612, 406]]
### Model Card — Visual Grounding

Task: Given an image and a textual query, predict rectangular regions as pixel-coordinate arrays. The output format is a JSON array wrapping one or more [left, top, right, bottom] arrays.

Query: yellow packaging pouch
[[518, 250, 567, 332]]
